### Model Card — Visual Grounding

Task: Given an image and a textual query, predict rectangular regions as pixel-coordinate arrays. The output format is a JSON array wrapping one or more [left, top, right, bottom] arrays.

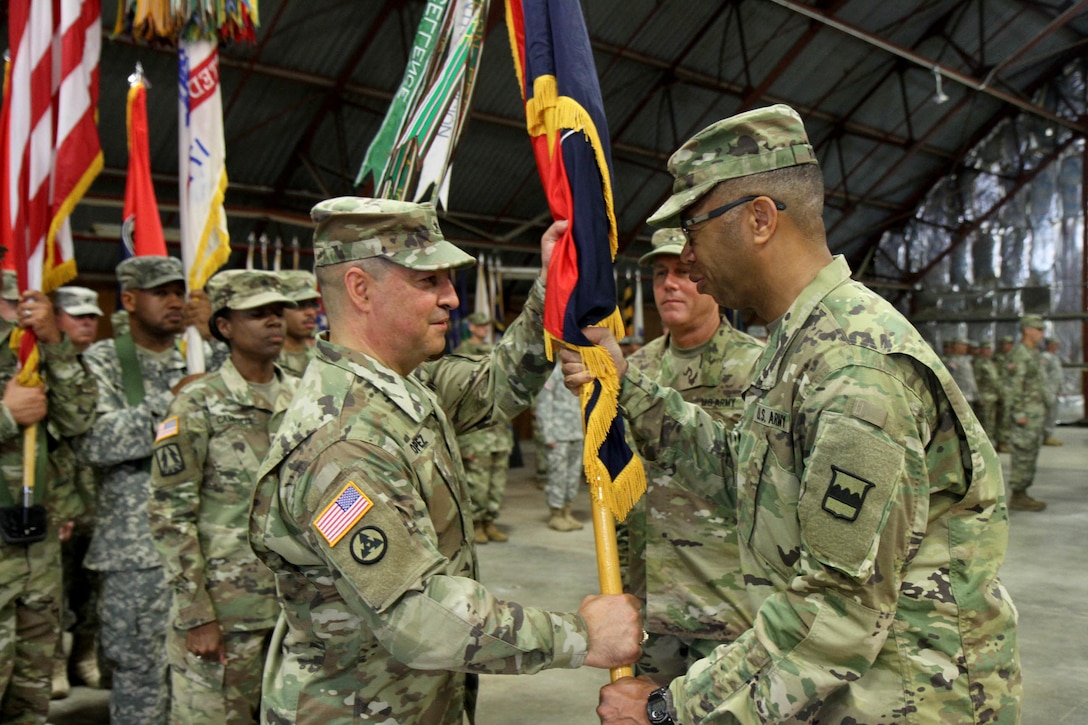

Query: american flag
[[313, 482, 373, 546], [155, 416, 179, 443], [2, 0, 102, 296]]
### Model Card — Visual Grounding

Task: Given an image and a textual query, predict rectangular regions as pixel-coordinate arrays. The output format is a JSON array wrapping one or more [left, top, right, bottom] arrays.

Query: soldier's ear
[[342, 266, 371, 312], [120, 290, 138, 314]]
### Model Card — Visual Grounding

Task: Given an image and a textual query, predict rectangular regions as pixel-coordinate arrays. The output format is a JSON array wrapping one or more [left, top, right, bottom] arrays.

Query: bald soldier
[[250, 198, 642, 724], [563, 105, 1020, 724], [621, 227, 763, 682]]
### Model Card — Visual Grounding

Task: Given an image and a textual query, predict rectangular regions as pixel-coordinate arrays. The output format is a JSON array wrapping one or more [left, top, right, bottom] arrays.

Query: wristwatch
[[646, 686, 677, 724]]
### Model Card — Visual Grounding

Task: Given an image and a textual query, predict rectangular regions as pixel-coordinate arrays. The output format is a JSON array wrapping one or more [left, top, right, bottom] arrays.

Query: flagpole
[[590, 486, 634, 681]]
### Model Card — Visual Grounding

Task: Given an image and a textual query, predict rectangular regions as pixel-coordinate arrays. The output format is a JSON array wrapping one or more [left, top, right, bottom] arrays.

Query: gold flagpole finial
[[128, 62, 150, 89]]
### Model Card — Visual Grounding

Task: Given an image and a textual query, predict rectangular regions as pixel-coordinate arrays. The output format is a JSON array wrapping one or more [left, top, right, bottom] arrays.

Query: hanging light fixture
[[932, 66, 949, 104]]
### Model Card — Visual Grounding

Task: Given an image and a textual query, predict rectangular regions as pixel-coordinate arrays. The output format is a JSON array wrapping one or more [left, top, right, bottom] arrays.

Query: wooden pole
[[590, 485, 633, 681]]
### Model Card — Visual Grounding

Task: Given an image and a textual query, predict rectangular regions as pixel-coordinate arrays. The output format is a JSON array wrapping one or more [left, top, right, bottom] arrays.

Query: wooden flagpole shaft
[[590, 487, 634, 681]]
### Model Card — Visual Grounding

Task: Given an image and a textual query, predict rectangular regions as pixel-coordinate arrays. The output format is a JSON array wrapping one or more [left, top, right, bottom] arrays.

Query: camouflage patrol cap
[[1, 270, 18, 301], [1020, 314, 1045, 330], [998, 334, 1015, 344], [648, 104, 819, 228], [466, 311, 490, 326], [638, 228, 686, 265], [277, 270, 321, 302], [965, 339, 977, 347], [311, 197, 476, 271], [54, 286, 104, 317], [978, 339, 993, 349], [206, 270, 297, 315], [116, 256, 184, 292]]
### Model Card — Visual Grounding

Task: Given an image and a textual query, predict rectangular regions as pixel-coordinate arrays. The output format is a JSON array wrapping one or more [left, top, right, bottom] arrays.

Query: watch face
[[646, 690, 672, 724]]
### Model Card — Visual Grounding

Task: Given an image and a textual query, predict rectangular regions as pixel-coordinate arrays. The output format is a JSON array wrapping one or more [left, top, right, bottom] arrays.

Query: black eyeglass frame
[[680, 195, 787, 237]]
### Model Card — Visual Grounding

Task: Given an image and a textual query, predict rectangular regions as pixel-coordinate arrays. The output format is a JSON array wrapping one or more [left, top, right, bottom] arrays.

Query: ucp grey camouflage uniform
[[534, 363, 584, 510], [149, 357, 295, 725], [1, 323, 96, 723], [620, 256, 1020, 723], [77, 334, 187, 725], [945, 352, 977, 403], [622, 321, 763, 682], [450, 338, 514, 525], [1041, 347, 1063, 437]]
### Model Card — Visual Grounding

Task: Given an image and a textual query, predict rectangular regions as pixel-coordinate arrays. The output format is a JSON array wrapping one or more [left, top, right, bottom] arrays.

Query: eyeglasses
[[680, 195, 787, 238]]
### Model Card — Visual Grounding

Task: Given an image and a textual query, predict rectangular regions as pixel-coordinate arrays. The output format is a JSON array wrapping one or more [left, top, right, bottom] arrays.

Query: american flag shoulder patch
[[313, 482, 373, 546], [155, 417, 180, 443]]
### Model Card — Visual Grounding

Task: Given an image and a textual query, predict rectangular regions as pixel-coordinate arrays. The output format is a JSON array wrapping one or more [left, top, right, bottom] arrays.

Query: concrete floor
[[49, 430, 1088, 724]]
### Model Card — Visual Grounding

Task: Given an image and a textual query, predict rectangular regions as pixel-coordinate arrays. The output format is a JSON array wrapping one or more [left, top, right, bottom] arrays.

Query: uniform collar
[[218, 356, 290, 412], [314, 333, 433, 424], [752, 255, 853, 391]]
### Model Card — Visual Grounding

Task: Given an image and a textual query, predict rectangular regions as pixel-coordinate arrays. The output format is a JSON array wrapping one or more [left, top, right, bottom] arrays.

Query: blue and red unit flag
[[505, 0, 644, 521]]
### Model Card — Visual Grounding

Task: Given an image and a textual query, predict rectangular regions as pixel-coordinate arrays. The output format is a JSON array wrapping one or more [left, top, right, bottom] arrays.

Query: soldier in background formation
[[150, 270, 297, 724], [571, 104, 1020, 724], [0, 270, 97, 723], [49, 287, 106, 698], [944, 337, 978, 414], [1041, 336, 1064, 446], [972, 338, 1001, 443], [992, 334, 1016, 452], [250, 199, 641, 724], [621, 227, 764, 683], [76, 256, 191, 724], [276, 270, 321, 378], [534, 361, 586, 532], [452, 311, 515, 543], [1005, 315, 1050, 511]]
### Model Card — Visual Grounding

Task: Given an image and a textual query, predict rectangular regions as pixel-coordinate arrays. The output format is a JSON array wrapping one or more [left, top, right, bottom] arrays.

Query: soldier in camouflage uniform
[[622, 227, 764, 684], [250, 198, 642, 724], [1041, 336, 1064, 446], [972, 338, 1001, 443], [50, 286, 106, 697], [0, 284, 96, 723], [993, 334, 1015, 452], [0, 270, 19, 322], [577, 105, 1020, 724], [534, 362, 585, 531], [76, 256, 191, 725], [452, 311, 515, 543], [1005, 315, 1049, 511], [276, 270, 321, 378], [945, 337, 978, 411], [149, 270, 297, 724]]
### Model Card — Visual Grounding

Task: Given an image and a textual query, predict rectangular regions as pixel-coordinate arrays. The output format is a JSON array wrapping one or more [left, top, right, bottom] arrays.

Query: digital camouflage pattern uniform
[[1, 323, 95, 723], [534, 363, 584, 512], [622, 319, 763, 682], [251, 198, 589, 725], [1005, 326, 1047, 495], [150, 270, 298, 724], [76, 256, 190, 725], [945, 349, 977, 405], [973, 343, 1000, 442], [1041, 345, 1063, 439], [451, 330, 514, 531], [632, 106, 1020, 723], [992, 336, 1015, 449]]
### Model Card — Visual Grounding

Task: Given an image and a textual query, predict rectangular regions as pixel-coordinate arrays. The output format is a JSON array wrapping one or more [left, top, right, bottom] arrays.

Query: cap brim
[[638, 243, 686, 266], [646, 180, 718, 228], [389, 240, 476, 271], [225, 292, 298, 312], [289, 291, 321, 302], [62, 304, 103, 316], [138, 274, 186, 290]]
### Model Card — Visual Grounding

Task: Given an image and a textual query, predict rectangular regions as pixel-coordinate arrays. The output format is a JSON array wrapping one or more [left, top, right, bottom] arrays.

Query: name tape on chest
[[313, 481, 373, 546], [754, 404, 788, 431]]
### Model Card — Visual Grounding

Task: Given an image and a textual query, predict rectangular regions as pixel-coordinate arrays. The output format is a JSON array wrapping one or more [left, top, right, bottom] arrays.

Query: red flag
[[123, 68, 167, 256], [506, 0, 644, 520]]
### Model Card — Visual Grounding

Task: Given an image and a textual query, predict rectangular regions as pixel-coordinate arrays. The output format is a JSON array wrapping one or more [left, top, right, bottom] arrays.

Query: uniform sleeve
[[76, 346, 172, 467], [39, 337, 97, 438], [0, 403, 18, 443], [619, 365, 734, 489], [148, 389, 215, 629], [669, 366, 932, 724], [418, 280, 551, 434], [298, 439, 590, 675]]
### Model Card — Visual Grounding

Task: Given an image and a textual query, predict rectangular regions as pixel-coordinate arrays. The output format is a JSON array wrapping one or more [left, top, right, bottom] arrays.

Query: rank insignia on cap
[[349, 527, 388, 565], [155, 416, 179, 443], [821, 466, 875, 522], [313, 482, 373, 546]]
